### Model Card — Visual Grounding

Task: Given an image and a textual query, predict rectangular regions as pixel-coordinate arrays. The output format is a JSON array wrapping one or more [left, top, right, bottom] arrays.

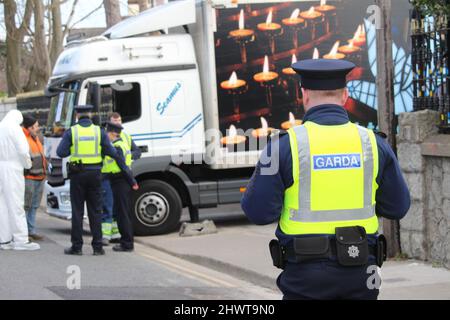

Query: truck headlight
[[60, 192, 71, 206]]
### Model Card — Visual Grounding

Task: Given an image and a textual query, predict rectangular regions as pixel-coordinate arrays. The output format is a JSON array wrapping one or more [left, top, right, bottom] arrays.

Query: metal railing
[[411, 8, 450, 133]]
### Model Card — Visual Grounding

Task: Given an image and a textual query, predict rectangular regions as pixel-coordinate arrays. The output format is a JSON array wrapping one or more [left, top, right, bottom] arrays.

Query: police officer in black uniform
[[241, 59, 411, 300], [103, 122, 138, 252], [56, 105, 136, 256]]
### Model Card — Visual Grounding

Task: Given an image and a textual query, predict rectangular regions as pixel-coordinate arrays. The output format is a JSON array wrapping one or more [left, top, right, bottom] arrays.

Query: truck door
[[84, 76, 152, 156], [146, 68, 205, 159]]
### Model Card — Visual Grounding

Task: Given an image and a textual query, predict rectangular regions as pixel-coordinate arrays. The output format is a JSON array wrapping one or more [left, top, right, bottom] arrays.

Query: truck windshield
[[46, 81, 79, 137]]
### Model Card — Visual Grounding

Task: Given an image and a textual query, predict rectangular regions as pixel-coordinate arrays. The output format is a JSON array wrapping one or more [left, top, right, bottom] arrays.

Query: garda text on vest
[[313, 153, 361, 170]]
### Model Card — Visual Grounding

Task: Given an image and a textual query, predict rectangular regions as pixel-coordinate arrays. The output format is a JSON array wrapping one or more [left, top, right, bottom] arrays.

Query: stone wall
[[397, 110, 450, 269], [0, 97, 17, 121]]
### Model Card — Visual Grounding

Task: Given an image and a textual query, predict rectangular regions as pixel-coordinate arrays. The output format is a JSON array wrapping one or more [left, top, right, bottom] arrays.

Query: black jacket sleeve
[[130, 139, 142, 160], [56, 129, 72, 158], [374, 135, 411, 220]]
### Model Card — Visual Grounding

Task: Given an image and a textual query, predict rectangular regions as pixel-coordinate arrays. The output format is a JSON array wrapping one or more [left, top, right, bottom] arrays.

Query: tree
[[25, 0, 78, 91], [1, 0, 89, 95], [411, 0, 450, 15], [2, 0, 125, 95], [30, 0, 51, 90], [2, 0, 33, 96], [137, 0, 149, 12], [50, 0, 64, 66], [103, 0, 121, 28]]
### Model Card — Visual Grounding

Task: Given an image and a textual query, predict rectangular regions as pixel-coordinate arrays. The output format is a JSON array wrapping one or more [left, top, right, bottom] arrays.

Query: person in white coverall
[[0, 110, 40, 251]]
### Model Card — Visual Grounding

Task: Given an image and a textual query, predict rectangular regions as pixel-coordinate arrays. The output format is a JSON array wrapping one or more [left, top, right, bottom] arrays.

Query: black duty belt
[[68, 161, 102, 174], [269, 227, 387, 269], [81, 163, 102, 168], [283, 238, 377, 262]]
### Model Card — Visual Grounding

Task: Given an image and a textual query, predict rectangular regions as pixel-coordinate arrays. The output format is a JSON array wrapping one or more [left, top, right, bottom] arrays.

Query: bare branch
[[18, 0, 34, 38], [62, 0, 78, 38], [103, 0, 121, 28], [69, 1, 103, 29]]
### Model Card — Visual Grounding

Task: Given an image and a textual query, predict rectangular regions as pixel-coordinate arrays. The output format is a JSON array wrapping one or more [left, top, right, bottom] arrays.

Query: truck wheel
[[132, 180, 182, 236]]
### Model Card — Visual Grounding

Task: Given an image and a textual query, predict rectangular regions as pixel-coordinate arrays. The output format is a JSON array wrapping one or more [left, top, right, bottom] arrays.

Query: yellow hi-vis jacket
[[120, 131, 132, 149], [120, 131, 135, 165], [279, 121, 379, 235], [70, 124, 102, 164], [102, 138, 132, 174]]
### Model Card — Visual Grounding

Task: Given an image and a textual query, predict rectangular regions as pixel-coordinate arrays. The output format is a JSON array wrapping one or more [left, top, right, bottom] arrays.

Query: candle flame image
[[289, 112, 296, 125], [308, 6, 315, 15], [313, 48, 319, 59], [282, 112, 301, 130], [290, 8, 300, 20], [328, 41, 340, 56], [348, 41, 354, 49], [359, 24, 366, 36], [291, 54, 297, 64], [260, 117, 268, 130], [263, 55, 270, 74], [239, 9, 244, 30], [353, 25, 362, 39], [228, 125, 237, 138], [320, 0, 327, 6], [229, 71, 238, 86], [266, 9, 273, 25]]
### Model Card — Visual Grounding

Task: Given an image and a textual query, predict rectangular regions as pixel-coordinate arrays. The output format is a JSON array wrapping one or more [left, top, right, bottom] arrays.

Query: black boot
[[93, 248, 105, 256], [64, 247, 82, 255], [112, 244, 133, 252]]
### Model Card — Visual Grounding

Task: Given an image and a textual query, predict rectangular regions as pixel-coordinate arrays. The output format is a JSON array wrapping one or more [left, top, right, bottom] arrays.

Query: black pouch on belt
[[335, 226, 369, 266], [376, 234, 387, 267], [68, 161, 84, 175], [293, 236, 330, 262], [269, 239, 285, 270]]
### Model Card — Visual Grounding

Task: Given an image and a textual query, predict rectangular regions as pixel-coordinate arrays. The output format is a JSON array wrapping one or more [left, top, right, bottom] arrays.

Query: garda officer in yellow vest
[[101, 112, 141, 245], [102, 121, 138, 252], [56, 105, 137, 256], [241, 59, 411, 300]]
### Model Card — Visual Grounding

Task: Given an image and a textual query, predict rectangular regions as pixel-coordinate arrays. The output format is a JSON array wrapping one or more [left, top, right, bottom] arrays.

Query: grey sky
[[0, 0, 130, 41]]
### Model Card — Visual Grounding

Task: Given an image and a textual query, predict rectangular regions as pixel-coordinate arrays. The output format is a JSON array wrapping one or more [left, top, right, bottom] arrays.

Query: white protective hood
[[0, 109, 23, 126], [0, 110, 31, 170]]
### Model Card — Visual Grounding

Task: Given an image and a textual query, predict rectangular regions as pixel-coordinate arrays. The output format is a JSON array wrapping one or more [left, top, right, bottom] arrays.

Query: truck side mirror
[[111, 80, 133, 92], [87, 82, 101, 125], [87, 82, 101, 110], [44, 86, 59, 97]]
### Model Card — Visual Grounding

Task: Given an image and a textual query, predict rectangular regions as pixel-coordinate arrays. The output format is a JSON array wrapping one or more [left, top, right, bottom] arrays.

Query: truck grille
[[47, 158, 65, 187]]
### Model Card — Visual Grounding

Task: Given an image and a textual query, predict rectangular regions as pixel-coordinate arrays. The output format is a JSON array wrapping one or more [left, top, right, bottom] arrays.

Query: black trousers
[[277, 259, 380, 300], [69, 170, 103, 250], [110, 177, 134, 249]]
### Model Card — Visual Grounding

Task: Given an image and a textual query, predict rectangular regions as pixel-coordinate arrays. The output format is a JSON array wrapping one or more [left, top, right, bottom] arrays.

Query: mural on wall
[[214, 0, 412, 151], [347, 19, 413, 116]]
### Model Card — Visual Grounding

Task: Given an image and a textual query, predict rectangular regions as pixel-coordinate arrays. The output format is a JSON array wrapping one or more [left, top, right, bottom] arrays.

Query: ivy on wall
[[411, 0, 450, 16]]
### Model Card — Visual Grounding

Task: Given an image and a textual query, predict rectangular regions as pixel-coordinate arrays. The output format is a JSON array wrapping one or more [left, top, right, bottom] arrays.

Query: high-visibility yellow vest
[[120, 131, 134, 164], [121, 131, 132, 149], [279, 121, 379, 235], [101, 138, 132, 174], [70, 124, 102, 164]]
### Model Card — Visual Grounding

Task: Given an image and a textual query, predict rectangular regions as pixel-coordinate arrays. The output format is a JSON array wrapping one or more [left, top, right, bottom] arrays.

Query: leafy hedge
[[412, 0, 450, 15]]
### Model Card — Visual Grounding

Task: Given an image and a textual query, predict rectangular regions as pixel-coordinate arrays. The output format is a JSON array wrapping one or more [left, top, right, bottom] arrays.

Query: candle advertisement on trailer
[[214, 0, 412, 151]]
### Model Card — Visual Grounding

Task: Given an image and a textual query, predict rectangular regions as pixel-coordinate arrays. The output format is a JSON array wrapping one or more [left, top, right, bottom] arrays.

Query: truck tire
[[131, 180, 182, 236]]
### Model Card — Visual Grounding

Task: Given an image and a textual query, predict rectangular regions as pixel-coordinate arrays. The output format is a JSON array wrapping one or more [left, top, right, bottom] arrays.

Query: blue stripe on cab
[[131, 114, 203, 141]]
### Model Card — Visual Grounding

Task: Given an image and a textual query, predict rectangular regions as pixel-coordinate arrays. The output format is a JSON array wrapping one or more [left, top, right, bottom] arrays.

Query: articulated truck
[[44, 0, 412, 235]]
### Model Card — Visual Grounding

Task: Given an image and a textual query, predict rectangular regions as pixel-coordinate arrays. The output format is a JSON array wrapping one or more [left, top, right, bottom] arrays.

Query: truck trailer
[[43, 0, 412, 235]]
